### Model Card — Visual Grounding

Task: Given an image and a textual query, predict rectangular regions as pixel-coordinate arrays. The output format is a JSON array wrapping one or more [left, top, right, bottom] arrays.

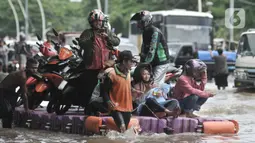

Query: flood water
[[0, 76, 254, 143]]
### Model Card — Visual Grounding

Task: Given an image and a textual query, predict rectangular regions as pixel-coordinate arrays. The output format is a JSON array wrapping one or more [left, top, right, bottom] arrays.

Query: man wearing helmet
[[78, 9, 120, 110], [130, 10, 171, 86], [172, 59, 215, 118]]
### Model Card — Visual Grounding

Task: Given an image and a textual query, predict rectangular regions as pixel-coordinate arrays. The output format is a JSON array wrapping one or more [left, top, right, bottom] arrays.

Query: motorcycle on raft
[[16, 28, 81, 111], [29, 29, 89, 115], [46, 48, 183, 115]]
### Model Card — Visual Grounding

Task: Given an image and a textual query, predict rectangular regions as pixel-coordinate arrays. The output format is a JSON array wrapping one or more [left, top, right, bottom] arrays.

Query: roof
[[214, 38, 225, 42], [241, 29, 255, 36], [150, 9, 213, 18]]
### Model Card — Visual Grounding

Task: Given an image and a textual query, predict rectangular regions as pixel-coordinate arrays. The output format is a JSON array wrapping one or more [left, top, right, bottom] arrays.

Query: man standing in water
[[102, 50, 134, 133], [0, 58, 38, 128], [210, 49, 228, 90], [130, 10, 171, 86]]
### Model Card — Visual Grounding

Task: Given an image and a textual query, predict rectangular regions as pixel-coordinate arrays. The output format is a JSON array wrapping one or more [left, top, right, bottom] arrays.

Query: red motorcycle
[[16, 30, 78, 110], [16, 74, 50, 109]]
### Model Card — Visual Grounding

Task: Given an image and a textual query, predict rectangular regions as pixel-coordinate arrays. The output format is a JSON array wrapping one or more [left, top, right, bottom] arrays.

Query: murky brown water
[[0, 76, 254, 143]]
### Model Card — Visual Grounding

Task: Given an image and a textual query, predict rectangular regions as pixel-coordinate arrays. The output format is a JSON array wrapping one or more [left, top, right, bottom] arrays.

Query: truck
[[129, 9, 236, 79], [234, 29, 255, 88]]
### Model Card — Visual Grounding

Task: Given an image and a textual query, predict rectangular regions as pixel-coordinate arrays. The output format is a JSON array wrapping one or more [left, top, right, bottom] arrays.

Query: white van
[[234, 29, 255, 88]]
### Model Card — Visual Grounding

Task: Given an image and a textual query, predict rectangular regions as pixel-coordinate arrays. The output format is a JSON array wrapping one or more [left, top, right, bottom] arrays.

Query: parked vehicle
[[234, 29, 255, 88]]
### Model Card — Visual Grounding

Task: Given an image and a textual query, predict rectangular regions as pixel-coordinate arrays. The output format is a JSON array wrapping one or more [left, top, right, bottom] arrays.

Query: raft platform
[[13, 107, 239, 135]]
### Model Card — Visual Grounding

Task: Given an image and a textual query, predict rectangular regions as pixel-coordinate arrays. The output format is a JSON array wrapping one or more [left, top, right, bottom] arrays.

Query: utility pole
[[97, 0, 102, 10], [229, 0, 234, 46], [8, 0, 20, 41], [198, 0, 202, 12], [25, 0, 29, 39], [36, 0, 46, 40], [104, 0, 108, 15], [17, 0, 26, 20]]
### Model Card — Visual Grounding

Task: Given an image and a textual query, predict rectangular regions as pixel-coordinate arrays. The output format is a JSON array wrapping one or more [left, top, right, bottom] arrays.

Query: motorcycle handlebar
[[36, 42, 42, 47], [52, 28, 59, 37]]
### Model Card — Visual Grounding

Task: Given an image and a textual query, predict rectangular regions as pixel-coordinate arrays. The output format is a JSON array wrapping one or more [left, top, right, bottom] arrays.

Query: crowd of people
[[0, 9, 226, 133]]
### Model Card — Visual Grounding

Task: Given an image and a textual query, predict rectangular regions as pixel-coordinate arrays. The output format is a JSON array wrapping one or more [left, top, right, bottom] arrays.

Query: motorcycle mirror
[[36, 42, 41, 47], [52, 28, 59, 36], [51, 40, 57, 46], [75, 38, 80, 43], [36, 34, 42, 41], [72, 40, 78, 45]]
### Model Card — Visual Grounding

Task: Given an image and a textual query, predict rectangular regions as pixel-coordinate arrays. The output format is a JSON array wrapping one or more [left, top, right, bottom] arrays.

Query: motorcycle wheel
[[55, 103, 71, 115], [28, 95, 43, 110], [47, 100, 56, 113]]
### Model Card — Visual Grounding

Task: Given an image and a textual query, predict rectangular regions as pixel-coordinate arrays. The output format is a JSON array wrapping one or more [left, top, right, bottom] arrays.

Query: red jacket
[[173, 73, 210, 100]]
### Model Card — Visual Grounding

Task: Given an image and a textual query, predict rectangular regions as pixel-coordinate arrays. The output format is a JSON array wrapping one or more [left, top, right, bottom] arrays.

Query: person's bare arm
[[22, 92, 29, 111], [20, 73, 29, 111], [209, 50, 214, 59]]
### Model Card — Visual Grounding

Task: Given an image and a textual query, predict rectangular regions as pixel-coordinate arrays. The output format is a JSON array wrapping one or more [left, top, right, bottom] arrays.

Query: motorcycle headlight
[[234, 70, 247, 79]]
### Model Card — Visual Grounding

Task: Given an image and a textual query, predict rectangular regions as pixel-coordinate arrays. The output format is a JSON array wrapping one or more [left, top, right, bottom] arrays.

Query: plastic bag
[[89, 83, 103, 104], [146, 83, 171, 103]]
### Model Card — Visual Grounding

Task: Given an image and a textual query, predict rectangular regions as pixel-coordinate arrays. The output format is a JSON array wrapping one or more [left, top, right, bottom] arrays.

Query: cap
[[118, 50, 135, 62]]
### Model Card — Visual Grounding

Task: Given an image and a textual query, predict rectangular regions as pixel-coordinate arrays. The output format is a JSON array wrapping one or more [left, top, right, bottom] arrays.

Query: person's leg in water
[[111, 110, 131, 133], [2, 111, 13, 128], [178, 94, 208, 118], [222, 73, 228, 90], [0, 91, 16, 128], [215, 74, 221, 90], [122, 112, 132, 130]]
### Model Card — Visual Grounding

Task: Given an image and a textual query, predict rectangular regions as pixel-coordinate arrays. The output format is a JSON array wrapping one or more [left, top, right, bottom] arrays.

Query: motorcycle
[[16, 29, 81, 111], [16, 73, 51, 109], [165, 65, 183, 83], [47, 35, 121, 115], [39, 42, 82, 113]]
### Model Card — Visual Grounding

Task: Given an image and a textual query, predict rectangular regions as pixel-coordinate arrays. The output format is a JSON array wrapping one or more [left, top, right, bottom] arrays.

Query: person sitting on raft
[[85, 60, 116, 116], [172, 59, 215, 118], [132, 64, 180, 118], [101, 50, 135, 133]]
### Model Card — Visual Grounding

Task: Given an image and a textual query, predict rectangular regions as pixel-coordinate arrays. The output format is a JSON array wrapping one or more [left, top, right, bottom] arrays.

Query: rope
[[143, 103, 174, 135]]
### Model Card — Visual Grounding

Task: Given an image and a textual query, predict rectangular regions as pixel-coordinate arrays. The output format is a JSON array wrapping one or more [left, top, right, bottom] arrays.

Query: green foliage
[[1, 0, 255, 41]]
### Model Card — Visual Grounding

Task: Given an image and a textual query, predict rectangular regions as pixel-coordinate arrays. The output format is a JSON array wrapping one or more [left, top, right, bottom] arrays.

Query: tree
[[0, 0, 254, 41]]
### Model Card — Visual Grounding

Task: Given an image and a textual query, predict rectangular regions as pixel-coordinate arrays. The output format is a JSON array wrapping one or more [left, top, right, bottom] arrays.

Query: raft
[[13, 107, 239, 135]]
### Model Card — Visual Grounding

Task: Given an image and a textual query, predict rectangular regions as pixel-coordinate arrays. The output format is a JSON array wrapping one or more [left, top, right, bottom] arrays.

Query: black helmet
[[130, 10, 153, 30]]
